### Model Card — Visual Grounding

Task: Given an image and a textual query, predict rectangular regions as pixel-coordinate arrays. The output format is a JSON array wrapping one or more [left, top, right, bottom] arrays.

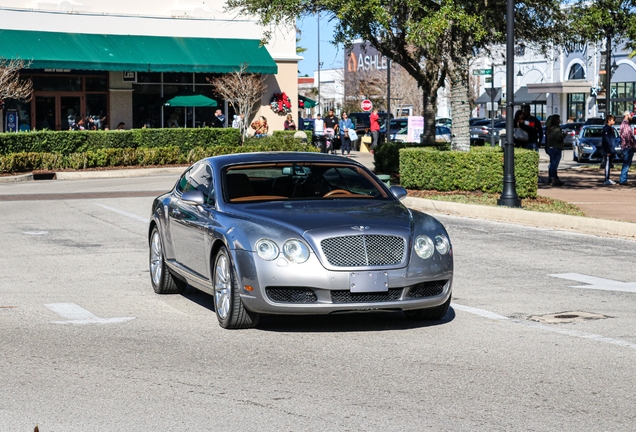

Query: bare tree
[[0, 58, 33, 102], [208, 63, 266, 143]]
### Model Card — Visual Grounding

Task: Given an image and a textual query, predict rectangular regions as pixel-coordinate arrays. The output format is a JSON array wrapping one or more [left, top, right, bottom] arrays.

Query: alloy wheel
[[214, 253, 232, 320], [150, 230, 163, 286]]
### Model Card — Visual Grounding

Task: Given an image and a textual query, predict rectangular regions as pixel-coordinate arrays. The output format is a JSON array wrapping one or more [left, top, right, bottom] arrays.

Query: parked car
[[389, 118, 409, 135], [435, 117, 452, 127], [572, 125, 622, 162], [470, 119, 492, 145], [559, 122, 584, 149], [390, 125, 452, 143], [583, 117, 605, 126], [302, 118, 314, 131], [149, 152, 454, 329]]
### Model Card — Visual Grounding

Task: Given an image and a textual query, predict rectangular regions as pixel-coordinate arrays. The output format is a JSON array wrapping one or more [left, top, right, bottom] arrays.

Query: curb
[[54, 167, 186, 180], [403, 196, 636, 239], [0, 172, 33, 184]]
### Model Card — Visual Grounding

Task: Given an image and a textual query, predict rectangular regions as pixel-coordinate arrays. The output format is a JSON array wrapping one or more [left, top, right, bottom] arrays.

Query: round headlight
[[435, 234, 450, 255], [255, 239, 279, 261], [414, 235, 434, 259], [282, 239, 310, 263]]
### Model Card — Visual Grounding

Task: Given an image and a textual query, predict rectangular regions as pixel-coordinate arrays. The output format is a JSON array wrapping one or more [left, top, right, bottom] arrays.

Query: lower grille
[[331, 288, 402, 303], [406, 280, 446, 298], [266, 287, 317, 303]]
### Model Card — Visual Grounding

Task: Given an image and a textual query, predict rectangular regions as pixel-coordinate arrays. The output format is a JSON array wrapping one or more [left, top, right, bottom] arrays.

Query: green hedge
[[0, 127, 241, 155], [0, 139, 318, 174], [399, 146, 539, 198], [272, 129, 314, 144]]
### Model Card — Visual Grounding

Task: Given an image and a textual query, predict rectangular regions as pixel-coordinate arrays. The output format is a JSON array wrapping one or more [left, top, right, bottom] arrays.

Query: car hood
[[225, 199, 414, 234]]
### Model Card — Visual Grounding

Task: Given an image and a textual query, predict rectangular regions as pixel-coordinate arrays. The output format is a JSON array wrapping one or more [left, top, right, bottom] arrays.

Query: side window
[[177, 163, 214, 204]]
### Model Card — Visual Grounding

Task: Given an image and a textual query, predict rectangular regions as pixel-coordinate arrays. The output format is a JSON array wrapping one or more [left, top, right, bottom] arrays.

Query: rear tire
[[149, 226, 186, 295], [213, 247, 260, 329], [404, 294, 451, 321]]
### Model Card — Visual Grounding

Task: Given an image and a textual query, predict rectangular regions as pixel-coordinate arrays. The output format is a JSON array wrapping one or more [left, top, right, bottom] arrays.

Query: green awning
[[0, 29, 278, 74], [299, 95, 317, 108]]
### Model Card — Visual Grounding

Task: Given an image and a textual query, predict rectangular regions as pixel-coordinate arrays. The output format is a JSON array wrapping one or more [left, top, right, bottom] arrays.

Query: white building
[[472, 42, 636, 121], [0, 1, 301, 132]]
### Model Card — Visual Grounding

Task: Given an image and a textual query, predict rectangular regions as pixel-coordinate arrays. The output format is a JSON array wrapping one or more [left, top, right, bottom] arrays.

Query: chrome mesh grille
[[331, 288, 403, 303], [266, 287, 317, 303], [406, 280, 446, 298], [320, 235, 405, 267]]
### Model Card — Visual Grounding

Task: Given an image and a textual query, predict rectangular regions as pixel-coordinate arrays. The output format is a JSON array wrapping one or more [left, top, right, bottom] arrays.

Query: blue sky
[[296, 14, 343, 77]]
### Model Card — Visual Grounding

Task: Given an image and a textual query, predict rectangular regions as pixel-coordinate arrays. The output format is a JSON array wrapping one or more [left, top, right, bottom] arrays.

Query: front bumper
[[232, 249, 453, 315]]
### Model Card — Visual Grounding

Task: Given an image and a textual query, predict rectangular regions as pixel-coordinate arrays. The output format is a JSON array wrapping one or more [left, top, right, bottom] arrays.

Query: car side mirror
[[181, 190, 205, 206], [390, 186, 408, 200]]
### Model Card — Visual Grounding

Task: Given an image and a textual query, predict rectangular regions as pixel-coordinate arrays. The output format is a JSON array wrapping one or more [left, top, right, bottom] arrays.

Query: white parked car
[[391, 126, 452, 143]]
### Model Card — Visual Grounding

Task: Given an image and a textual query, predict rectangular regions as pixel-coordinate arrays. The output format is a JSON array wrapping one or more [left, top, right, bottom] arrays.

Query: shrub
[[0, 128, 241, 155], [399, 146, 539, 198], [0, 139, 317, 174], [272, 129, 313, 144]]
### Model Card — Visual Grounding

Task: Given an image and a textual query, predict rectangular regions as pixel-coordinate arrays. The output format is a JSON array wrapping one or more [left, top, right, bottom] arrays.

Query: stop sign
[[361, 99, 373, 112]]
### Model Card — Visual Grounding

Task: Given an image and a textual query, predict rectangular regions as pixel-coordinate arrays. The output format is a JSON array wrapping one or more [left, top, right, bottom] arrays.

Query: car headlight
[[414, 235, 435, 259], [255, 239, 279, 261], [282, 239, 310, 263], [435, 234, 450, 255], [582, 144, 593, 150]]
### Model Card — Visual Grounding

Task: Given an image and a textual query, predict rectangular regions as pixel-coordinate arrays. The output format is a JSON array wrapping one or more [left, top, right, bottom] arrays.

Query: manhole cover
[[529, 311, 610, 324]]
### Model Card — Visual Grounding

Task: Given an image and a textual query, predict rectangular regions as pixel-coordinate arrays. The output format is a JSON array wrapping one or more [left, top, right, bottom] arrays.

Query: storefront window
[[567, 93, 585, 121], [164, 73, 193, 84], [137, 72, 161, 83], [32, 76, 82, 92], [86, 94, 108, 129], [132, 84, 162, 128], [86, 76, 108, 91]]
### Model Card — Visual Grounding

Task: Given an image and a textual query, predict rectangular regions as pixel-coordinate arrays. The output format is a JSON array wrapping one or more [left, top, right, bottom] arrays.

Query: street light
[[497, 0, 521, 207]]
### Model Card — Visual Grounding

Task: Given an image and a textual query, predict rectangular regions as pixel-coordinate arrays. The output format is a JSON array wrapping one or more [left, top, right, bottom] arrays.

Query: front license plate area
[[349, 271, 389, 293]]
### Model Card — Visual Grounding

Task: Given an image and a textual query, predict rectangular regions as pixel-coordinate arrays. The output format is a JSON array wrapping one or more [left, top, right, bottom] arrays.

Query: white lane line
[[549, 273, 636, 293], [44, 303, 136, 325], [94, 203, 150, 223], [451, 303, 636, 351]]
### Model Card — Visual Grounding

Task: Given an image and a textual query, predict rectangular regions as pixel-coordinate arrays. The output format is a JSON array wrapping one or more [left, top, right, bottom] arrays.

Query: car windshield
[[582, 127, 618, 138], [223, 162, 389, 202]]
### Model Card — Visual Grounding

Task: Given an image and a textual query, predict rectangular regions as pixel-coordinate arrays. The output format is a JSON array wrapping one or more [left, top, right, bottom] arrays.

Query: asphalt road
[[1, 174, 636, 431]]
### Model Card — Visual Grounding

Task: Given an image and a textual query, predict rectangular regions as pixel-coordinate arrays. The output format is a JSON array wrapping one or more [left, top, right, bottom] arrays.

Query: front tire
[[149, 226, 186, 295], [213, 247, 259, 329], [404, 294, 451, 321]]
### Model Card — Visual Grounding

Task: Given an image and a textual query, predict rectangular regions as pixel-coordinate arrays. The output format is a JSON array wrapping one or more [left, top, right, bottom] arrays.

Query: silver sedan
[[149, 152, 453, 329]]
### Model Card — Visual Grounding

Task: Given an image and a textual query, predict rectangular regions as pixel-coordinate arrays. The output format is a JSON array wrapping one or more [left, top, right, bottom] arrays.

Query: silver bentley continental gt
[[148, 152, 453, 329]]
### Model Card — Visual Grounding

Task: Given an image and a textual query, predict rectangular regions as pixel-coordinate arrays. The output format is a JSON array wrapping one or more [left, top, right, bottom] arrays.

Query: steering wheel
[[323, 189, 353, 197]]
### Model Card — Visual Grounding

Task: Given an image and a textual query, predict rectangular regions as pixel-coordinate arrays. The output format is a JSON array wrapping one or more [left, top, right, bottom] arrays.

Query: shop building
[[0, 1, 300, 132], [473, 41, 636, 122]]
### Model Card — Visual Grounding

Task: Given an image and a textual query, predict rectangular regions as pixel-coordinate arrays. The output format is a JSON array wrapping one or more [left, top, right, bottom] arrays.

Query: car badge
[[351, 225, 370, 231]]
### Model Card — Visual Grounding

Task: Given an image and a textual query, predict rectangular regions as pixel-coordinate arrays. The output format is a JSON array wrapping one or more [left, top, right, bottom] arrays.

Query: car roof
[[203, 151, 366, 169]]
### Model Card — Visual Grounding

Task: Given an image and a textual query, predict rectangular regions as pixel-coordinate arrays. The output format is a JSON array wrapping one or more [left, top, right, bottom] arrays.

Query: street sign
[[472, 69, 492, 76], [485, 77, 492, 83], [361, 99, 373, 112], [486, 102, 499, 111]]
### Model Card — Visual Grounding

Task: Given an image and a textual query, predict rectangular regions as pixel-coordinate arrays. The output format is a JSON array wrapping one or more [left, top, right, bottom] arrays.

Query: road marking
[[94, 203, 150, 223], [451, 303, 636, 351], [22, 231, 49, 235], [44, 303, 136, 325], [549, 273, 636, 293]]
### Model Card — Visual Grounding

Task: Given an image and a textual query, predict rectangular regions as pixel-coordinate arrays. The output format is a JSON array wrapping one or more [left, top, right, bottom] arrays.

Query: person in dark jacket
[[513, 110, 531, 148], [545, 114, 566, 186], [601, 114, 617, 185], [522, 104, 543, 151]]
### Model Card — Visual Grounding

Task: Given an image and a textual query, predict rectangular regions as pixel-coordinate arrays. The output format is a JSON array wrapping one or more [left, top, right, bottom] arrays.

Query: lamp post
[[317, 12, 321, 115], [497, 0, 522, 207], [490, 62, 496, 147]]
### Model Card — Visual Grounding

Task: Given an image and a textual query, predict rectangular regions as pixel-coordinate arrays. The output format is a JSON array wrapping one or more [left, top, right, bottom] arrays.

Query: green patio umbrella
[[163, 90, 218, 128], [164, 90, 218, 107], [299, 95, 317, 109]]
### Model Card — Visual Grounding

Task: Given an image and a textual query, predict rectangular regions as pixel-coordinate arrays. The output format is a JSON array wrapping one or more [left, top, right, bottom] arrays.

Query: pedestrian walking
[[369, 107, 380, 154], [545, 114, 566, 186], [601, 114, 617, 185], [521, 104, 543, 151], [323, 110, 339, 154], [619, 110, 635, 185], [339, 112, 354, 157]]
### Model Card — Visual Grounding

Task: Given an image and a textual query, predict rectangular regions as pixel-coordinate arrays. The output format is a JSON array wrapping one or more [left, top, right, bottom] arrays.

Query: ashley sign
[[345, 42, 389, 74]]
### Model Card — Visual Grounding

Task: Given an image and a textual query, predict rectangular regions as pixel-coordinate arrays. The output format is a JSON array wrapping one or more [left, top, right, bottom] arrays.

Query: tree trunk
[[449, 56, 471, 152], [421, 86, 439, 145]]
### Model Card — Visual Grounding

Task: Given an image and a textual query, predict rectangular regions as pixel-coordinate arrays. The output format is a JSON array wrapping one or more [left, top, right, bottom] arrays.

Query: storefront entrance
[[33, 94, 82, 130]]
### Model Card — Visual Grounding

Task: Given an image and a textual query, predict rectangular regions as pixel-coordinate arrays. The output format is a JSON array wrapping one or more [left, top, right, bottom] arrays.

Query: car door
[[169, 162, 214, 279]]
